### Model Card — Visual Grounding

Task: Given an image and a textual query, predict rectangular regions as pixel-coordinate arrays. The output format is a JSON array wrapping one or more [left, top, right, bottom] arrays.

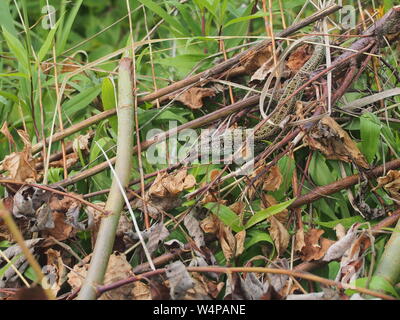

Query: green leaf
[[2, 27, 29, 72], [157, 54, 206, 72], [56, 0, 83, 55], [24, 266, 38, 283], [101, 77, 117, 132], [224, 12, 268, 28], [37, 19, 61, 62], [360, 113, 381, 163], [62, 84, 102, 118], [0, 72, 28, 78], [245, 198, 295, 229], [0, 254, 23, 280], [0, 1, 18, 37], [138, 0, 185, 35], [245, 230, 273, 249], [101, 78, 116, 110], [0, 240, 10, 248], [204, 203, 244, 232], [309, 152, 336, 186], [346, 276, 399, 298], [316, 215, 365, 229]]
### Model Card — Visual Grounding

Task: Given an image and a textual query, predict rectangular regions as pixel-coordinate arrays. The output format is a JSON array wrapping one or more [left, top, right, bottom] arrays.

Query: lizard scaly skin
[[254, 37, 325, 142]]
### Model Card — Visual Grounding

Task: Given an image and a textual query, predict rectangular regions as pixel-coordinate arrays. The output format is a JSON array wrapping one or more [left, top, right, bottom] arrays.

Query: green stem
[[77, 58, 134, 300], [374, 218, 400, 285]]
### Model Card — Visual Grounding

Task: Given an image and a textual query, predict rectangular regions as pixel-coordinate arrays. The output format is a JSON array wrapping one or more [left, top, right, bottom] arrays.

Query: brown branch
[[289, 159, 400, 209]]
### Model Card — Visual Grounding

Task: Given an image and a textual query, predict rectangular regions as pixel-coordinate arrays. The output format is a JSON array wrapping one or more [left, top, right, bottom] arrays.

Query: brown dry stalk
[[289, 159, 400, 209]]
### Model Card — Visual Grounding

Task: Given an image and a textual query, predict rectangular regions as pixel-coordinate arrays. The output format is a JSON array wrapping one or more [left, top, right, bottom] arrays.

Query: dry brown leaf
[[12, 287, 48, 300], [373, 170, 400, 201], [61, 60, 81, 73], [300, 229, 334, 262], [44, 248, 66, 296], [170, 87, 216, 109], [247, 165, 283, 199], [131, 281, 152, 300], [184, 272, 213, 300], [210, 169, 221, 182], [219, 225, 236, 262], [206, 280, 225, 299], [262, 165, 283, 192], [239, 45, 273, 74], [250, 59, 274, 82], [0, 121, 15, 147], [304, 116, 369, 169], [295, 228, 306, 252], [234, 230, 246, 257], [286, 43, 313, 72], [229, 201, 245, 215], [41, 211, 74, 241], [135, 169, 196, 218], [268, 216, 289, 256], [2, 151, 37, 182], [67, 253, 134, 300], [200, 214, 219, 234], [72, 132, 91, 153], [150, 281, 171, 300], [201, 191, 228, 205]]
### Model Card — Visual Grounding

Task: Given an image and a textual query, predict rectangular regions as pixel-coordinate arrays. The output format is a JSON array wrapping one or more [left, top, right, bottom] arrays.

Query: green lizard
[[254, 36, 326, 142]]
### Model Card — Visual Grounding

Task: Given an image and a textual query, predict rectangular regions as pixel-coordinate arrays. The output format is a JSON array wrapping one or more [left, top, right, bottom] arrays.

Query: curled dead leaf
[[165, 261, 194, 300], [262, 166, 283, 192], [300, 228, 334, 262], [169, 87, 216, 109], [72, 132, 92, 153], [229, 201, 245, 215], [0, 121, 15, 147], [373, 170, 400, 202], [134, 169, 196, 218], [294, 228, 306, 252], [234, 230, 246, 257], [200, 214, 219, 234], [239, 45, 273, 74], [218, 225, 236, 262], [286, 43, 313, 72], [268, 216, 289, 256], [304, 116, 369, 169], [2, 151, 37, 182]]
